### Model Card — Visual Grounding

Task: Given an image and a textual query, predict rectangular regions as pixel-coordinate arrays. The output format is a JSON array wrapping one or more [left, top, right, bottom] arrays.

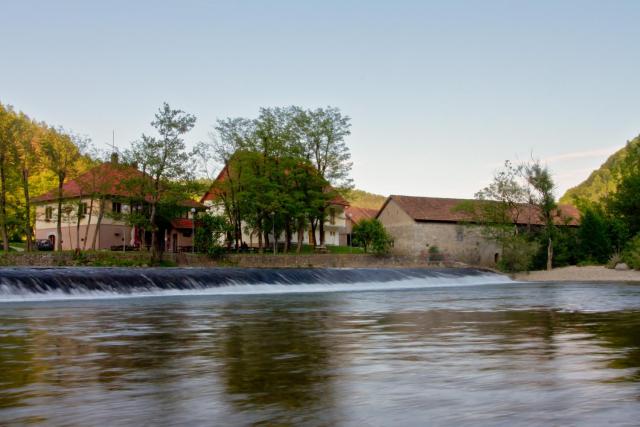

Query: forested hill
[[346, 189, 387, 210], [560, 135, 640, 205]]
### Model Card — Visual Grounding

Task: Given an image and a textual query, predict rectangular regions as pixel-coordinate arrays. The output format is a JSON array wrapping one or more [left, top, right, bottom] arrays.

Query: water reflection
[[0, 284, 639, 425]]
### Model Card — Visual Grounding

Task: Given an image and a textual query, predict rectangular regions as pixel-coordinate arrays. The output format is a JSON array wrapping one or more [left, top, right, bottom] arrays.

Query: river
[[0, 268, 638, 426]]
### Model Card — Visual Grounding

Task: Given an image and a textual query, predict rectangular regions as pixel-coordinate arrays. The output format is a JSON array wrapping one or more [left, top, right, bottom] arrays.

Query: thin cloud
[[544, 146, 622, 163]]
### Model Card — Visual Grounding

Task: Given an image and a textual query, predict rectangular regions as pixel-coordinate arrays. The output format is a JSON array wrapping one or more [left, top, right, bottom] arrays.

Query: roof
[[178, 199, 207, 209], [345, 206, 378, 223], [170, 219, 203, 229], [378, 195, 580, 226], [200, 165, 228, 203], [32, 162, 146, 203], [200, 162, 350, 208]]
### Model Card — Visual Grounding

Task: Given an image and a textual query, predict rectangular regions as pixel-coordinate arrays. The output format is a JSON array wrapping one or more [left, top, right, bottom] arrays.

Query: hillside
[[560, 135, 640, 205], [346, 189, 387, 210]]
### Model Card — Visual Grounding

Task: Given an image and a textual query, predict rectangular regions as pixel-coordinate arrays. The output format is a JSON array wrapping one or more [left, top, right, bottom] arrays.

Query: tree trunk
[[0, 158, 9, 252], [310, 218, 317, 247], [546, 237, 553, 271], [56, 174, 64, 252], [83, 196, 94, 250], [296, 224, 304, 254], [75, 200, 82, 254], [284, 220, 291, 253], [319, 208, 326, 245], [91, 198, 105, 250], [21, 168, 32, 252], [149, 201, 158, 262]]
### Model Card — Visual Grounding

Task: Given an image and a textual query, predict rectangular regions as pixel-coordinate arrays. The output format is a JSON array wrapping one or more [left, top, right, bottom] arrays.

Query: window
[[456, 227, 464, 242], [78, 203, 88, 217], [330, 208, 336, 225], [112, 202, 122, 214], [45, 206, 53, 221]]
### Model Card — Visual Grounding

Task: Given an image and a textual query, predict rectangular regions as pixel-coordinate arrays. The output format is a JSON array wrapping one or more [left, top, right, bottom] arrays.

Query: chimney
[[110, 152, 119, 164]]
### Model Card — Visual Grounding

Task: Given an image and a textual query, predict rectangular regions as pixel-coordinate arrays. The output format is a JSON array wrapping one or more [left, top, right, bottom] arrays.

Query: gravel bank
[[513, 265, 640, 282]]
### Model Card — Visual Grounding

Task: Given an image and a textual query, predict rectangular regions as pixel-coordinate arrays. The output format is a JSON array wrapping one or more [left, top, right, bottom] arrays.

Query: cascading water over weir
[[0, 267, 512, 302]]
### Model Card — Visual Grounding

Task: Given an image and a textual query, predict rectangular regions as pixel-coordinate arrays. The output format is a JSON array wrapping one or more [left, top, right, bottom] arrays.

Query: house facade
[[33, 160, 205, 252], [377, 195, 580, 265]]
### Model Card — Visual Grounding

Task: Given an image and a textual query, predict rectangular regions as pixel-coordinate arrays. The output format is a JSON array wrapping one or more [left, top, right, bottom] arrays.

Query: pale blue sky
[[2, 1, 639, 198]]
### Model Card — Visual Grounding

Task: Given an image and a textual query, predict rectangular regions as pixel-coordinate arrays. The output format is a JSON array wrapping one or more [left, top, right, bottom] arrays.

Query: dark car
[[35, 239, 54, 251]]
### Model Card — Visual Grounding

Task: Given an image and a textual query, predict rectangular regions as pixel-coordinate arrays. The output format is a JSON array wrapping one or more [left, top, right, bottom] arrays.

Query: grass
[[0, 241, 25, 254], [237, 244, 365, 255]]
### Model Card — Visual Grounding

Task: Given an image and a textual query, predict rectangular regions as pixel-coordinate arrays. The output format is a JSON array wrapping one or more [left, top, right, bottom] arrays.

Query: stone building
[[376, 195, 580, 266]]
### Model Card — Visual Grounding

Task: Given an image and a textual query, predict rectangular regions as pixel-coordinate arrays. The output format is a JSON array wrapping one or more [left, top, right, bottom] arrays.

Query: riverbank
[[0, 251, 470, 269], [514, 265, 640, 282]]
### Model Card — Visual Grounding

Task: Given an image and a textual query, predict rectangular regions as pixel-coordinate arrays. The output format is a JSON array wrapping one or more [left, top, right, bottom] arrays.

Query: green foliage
[[497, 235, 539, 272], [577, 207, 611, 264], [623, 235, 640, 270], [195, 213, 231, 258], [352, 218, 393, 255], [560, 138, 636, 204], [606, 252, 623, 269], [210, 106, 352, 250]]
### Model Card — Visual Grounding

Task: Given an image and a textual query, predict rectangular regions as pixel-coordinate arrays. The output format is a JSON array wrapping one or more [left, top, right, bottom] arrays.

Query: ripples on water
[[1, 280, 639, 426]]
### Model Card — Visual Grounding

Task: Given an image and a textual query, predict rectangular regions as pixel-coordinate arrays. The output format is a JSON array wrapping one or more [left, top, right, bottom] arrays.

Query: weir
[[0, 267, 511, 301]]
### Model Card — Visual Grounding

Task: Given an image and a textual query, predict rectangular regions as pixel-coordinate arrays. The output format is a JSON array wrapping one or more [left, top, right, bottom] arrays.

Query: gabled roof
[[378, 195, 580, 226], [200, 162, 350, 207], [345, 206, 378, 223], [32, 162, 146, 203]]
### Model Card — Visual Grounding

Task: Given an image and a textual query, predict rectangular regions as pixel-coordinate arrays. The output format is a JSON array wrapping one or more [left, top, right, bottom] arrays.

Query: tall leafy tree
[[40, 128, 84, 251], [525, 161, 557, 271], [126, 103, 196, 260]]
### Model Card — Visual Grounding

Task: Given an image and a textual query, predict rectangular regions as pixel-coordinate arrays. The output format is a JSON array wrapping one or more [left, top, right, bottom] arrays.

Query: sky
[[1, 0, 640, 199]]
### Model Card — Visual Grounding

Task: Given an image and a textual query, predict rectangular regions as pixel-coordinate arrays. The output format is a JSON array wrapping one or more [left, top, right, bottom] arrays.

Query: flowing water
[[0, 268, 639, 426]]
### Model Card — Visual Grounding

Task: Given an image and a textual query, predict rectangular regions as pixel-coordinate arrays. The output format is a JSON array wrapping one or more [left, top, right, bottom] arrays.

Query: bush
[[623, 235, 640, 270], [606, 252, 623, 269], [352, 219, 393, 255], [497, 235, 539, 273]]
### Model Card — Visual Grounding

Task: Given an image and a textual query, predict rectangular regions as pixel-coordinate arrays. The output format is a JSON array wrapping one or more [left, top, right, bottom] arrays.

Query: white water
[[0, 273, 513, 303]]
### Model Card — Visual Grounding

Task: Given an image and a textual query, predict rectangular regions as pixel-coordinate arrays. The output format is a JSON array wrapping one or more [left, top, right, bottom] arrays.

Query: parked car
[[35, 239, 54, 251]]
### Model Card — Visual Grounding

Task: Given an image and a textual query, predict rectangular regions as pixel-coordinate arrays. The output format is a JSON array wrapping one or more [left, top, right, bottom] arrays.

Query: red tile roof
[[379, 195, 580, 226], [32, 162, 146, 203], [170, 219, 203, 229], [201, 163, 350, 208], [345, 206, 378, 223]]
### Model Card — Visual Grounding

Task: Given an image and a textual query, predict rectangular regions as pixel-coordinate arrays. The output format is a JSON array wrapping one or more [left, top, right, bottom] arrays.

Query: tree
[[125, 103, 196, 261], [40, 128, 84, 251], [0, 104, 15, 251], [577, 206, 611, 264], [297, 107, 352, 245], [352, 218, 393, 254], [525, 161, 557, 271], [9, 113, 41, 251], [194, 213, 231, 256]]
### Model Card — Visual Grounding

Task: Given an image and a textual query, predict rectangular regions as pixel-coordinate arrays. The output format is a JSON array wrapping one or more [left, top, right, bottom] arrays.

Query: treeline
[[471, 140, 640, 272], [0, 102, 91, 252], [567, 137, 640, 269], [0, 101, 355, 258], [208, 106, 352, 252]]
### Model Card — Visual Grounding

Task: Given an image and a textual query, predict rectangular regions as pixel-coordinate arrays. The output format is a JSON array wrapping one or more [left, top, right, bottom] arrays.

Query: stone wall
[[377, 199, 500, 266], [0, 251, 466, 269]]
